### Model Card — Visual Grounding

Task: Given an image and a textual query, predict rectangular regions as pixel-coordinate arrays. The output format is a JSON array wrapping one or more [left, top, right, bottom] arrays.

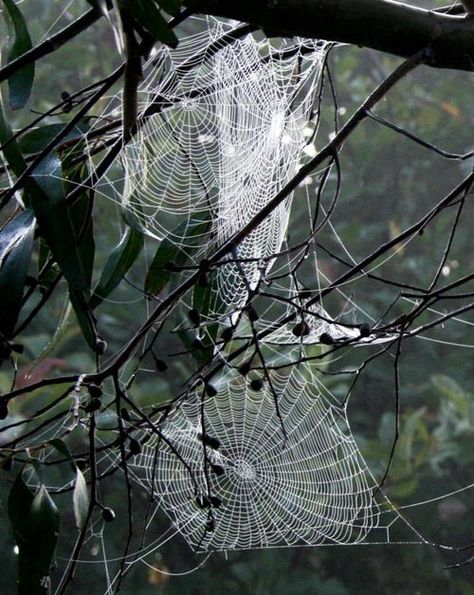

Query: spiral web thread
[[98, 19, 400, 553], [128, 362, 382, 552], [77, 16, 471, 560], [111, 18, 328, 311]]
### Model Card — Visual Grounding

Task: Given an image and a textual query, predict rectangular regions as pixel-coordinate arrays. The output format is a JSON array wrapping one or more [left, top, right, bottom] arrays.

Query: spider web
[[91, 17, 328, 313], [129, 362, 380, 552]]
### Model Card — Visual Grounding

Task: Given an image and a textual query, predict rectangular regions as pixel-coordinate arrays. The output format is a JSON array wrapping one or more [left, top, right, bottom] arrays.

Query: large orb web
[[130, 364, 381, 552]]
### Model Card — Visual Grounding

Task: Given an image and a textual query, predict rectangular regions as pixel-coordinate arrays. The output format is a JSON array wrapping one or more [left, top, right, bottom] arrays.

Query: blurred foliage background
[[0, 1, 473, 593]]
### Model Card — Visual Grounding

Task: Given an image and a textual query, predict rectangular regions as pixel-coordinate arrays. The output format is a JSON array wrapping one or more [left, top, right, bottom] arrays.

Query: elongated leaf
[[8, 469, 34, 542], [49, 438, 74, 463], [19, 123, 89, 155], [91, 226, 144, 308], [0, 209, 35, 337], [30, 154, 98, 350], [145, 214, 210, 295], [62, 147, 95, 292], [0, 96, 28, 180], [3, 0, 34, 109], [124, 0, 178, 47], [73, 468, 89, 529], [8, 473, 59, 594], [155, 0, 180, 17]]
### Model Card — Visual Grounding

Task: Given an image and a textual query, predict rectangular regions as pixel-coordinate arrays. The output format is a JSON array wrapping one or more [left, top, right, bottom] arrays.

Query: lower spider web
[[130, 363, 390, 552]]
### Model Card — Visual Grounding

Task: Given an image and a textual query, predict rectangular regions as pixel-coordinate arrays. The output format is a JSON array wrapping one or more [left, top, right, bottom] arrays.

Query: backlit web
[[129, 362, 380, 552], [109, 18, 328, 311]]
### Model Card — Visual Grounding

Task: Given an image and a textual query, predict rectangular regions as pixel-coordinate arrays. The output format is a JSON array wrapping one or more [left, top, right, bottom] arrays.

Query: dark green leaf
[[30, 154, 99, 350], [155, 0, 180, 17], [124, 0, 178, 47], [73, 468, 89, 529], [8, 469, 34, 541], [8, 472, 59, 594], [3, 0, 34, 109], [0, 209, 35, 337], [0, 96, 28, 180], [49, 438, 74, 464], [145, 214, 210, 295], [90, 225, 144, 308], [19, 123, 89, 155]]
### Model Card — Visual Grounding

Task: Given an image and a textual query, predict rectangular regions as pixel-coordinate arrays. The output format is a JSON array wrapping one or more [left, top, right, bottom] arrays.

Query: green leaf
[[0, 96, 28, 180], [432, 374, 469, 418], [49, 438, 75, 464], [145, 214, 211, 295], [30, 154, 99, 350], [123, 0, 178, 47], [155, 0, 180, 17], [0, 208, 35, 337], [90, 225, 144, 308], [8, 469, 34, 542], [2, 0, 35, 109], [73, 468, 89, 529], [8, 473, 59, 595], [18, 123, 89, 155]]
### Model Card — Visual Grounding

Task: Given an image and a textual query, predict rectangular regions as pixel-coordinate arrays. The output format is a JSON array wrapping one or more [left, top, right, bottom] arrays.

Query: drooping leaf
[[30, 154, 98, 350], [49, 438, 75, 464], [62, 146, 95, 292], [90, 225, 144, 308], [0, 208, 35, 337], [18, 123, 89, 155], [8, 469, 34, 541], [8, 472, 59, 594], [2, 0, 34, 109], [123, 0, 178, 47], [0, 97, 28, 181], [73, 468, 90, 529], [145, 214, 211, 295], [154, 0, 181, 17]]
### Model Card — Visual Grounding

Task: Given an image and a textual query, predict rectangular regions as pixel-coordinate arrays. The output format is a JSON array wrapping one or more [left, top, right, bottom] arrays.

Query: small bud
[[85, 398, 101, 413], [95, 339, 107, 355], [87, 384, 102, 399], [206, 383, 217, 397], [250, 378, 263, 391], [188, 308, 201, 326], [210, 496, 222, 508], [102, 507, 116, 522], [319, 332, 334, 345], [292, 321, 310, 337], [220, 327, 234, 342], [211, 463, 225, 476], [129, 438, 141, 456], [199, 259, 211, 272]]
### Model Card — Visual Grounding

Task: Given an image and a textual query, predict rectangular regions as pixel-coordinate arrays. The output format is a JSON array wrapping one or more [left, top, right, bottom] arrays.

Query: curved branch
[[184, 0, 474, 71]]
